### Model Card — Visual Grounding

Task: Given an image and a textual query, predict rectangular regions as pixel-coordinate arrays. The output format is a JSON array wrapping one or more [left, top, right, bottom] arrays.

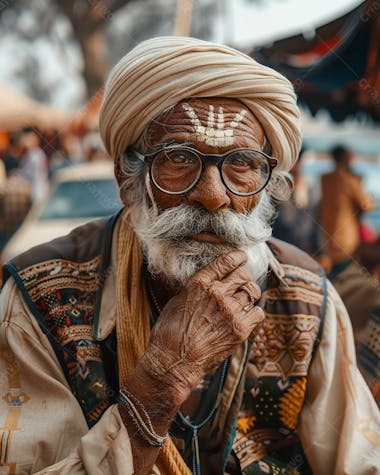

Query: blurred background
[[0, 0, 379, 266]]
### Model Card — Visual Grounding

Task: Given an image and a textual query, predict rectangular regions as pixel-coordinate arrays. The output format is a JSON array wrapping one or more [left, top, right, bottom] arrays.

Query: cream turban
[[99, 36, 302, 173]]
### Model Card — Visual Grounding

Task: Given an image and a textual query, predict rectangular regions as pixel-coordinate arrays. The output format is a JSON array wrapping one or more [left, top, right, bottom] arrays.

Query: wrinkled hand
[[141, 250, 265, 399]]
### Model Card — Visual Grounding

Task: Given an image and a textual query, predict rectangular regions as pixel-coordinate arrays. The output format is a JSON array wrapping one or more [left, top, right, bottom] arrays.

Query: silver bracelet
[[119, 388, 168, 447]]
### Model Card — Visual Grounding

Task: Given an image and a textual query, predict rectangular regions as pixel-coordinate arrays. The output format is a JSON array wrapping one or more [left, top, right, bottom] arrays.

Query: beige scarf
[[115, 210, 191, 474]]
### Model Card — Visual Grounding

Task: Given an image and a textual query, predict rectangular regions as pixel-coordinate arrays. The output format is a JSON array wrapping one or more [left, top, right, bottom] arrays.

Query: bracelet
[[118, 388, 168, 447]]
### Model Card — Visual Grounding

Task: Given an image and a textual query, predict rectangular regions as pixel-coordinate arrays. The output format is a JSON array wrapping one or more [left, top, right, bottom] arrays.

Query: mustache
[[137, 200, 273, 247]]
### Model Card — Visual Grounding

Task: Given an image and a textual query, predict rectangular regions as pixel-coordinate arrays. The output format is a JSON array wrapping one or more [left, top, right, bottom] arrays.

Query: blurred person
[[48, 132, 75, 178], [357, 305, 380, 407], [0, 155, 5, 189], [18, 128, 49, 202], [272, 148, 329, 269], [0, 173, 32, 251], [82, 129, 110, 162], [2, 132, 22, 176], [320, 145, 375, 279], [350, 243, 380, 407], [0, 133, 8, 188], [0, 37, 379, 475], [332, 242, 380, 345], [40, 128, 61, 160], [0, 132, 29, 251], [329, 232, 380, 401]]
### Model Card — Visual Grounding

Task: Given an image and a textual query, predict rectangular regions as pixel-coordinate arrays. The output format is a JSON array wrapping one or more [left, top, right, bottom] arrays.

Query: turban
[[99, 36, 302, 177]]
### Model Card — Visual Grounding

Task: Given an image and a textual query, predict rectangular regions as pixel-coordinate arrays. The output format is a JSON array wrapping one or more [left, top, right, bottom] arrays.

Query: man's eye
[[166, 151, 197, 164], [228, 155, 250, 167], [172, 154, 189, 163]]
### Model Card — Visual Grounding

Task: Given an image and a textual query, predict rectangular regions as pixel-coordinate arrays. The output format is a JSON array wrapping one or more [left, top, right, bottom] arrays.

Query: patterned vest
[[228, 239, 327, 475], [3, 214, 326, 475]]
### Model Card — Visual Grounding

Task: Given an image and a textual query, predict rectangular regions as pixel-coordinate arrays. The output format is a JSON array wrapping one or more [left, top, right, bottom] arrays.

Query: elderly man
[[0, 37, 379, 475]]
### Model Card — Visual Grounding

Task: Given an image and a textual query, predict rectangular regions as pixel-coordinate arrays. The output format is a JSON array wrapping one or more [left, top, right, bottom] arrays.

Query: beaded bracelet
[[119, 388, 168, 447]]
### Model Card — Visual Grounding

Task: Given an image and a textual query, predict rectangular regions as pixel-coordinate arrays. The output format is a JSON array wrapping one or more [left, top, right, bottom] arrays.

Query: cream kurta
[[0, 263, 379, 474]]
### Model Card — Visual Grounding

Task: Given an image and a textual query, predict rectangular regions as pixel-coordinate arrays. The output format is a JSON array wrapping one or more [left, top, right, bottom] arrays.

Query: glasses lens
[[222, 150, 270, 195], [151, 148, 202, 193]]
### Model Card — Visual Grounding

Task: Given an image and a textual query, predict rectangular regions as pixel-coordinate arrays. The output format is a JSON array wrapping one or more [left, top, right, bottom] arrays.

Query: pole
[[173, 0, 193, 36]]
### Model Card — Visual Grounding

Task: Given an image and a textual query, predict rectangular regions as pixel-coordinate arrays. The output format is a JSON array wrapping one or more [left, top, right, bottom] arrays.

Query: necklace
[[176, 360, 228, 475], [146, 276, 229, 475]]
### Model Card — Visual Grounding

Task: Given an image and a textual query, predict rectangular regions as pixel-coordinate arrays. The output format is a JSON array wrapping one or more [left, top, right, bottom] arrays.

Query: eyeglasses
[[132, 144, 278, 197]]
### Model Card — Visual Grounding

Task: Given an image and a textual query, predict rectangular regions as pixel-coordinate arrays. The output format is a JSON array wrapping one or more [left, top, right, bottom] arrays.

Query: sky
[[214, 0, 364, 48]]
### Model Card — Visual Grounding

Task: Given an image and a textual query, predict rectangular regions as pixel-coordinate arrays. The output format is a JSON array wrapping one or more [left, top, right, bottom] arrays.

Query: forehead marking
[[182, 103, 248, 147]]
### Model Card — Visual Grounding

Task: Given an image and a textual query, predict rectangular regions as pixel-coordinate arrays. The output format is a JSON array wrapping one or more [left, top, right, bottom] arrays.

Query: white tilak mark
[[217, 107, 224, 129], [182, 103, 248, 147], [207, 105, 214, 128], [230, 110, 248, 128]]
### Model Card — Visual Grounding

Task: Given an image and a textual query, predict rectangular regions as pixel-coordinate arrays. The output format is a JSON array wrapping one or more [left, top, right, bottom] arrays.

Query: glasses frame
[[132, 145, 278, 197]]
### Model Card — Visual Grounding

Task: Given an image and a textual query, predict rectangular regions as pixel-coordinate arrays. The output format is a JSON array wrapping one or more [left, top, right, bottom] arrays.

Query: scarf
[[115, 209, 192, 474]]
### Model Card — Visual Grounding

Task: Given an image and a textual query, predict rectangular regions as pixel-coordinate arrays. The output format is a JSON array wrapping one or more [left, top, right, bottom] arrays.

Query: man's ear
[[124, 147, 140, 161]]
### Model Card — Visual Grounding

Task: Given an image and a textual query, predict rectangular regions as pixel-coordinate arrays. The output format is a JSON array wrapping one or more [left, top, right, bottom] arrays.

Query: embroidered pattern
[[238, 416, 256, 434], [232, 263, 324, 474], [0, 343, 30, 475], [16, 257, 113, 427], [250, 314, 320, 381], [182, 103, 248, 147], [278, 378, 307, 430]]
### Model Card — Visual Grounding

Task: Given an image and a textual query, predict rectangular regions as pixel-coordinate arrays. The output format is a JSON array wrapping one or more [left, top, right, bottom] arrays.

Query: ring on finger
[[239, 284, 256, 312]]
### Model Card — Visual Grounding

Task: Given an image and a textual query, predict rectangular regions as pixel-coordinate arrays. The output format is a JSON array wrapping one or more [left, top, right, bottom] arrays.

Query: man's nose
[[186, 165, 231, 211]]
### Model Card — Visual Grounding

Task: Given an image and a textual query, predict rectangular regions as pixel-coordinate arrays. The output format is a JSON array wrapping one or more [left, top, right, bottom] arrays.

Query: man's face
[[147, 98, 266, 218], [128, 97, 272, 286]]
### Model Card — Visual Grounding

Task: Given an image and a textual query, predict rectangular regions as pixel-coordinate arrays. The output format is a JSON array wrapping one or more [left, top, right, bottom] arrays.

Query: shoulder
[[268, 237, 322, 275], [321, 172, 332, 180], [0, 276, 45, 340], [348, 173, 363, 187], [320, 173, 333, 188], [3, 217, 111, 279]]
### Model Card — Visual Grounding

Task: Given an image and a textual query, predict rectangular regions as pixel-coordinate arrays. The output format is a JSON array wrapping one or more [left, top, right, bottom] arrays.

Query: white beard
[[129, 192, 274, 287]]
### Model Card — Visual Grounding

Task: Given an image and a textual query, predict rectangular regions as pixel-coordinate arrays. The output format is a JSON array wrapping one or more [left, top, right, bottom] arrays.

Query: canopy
[[250, 0, 380, 123], [0, 87, 71, 132]]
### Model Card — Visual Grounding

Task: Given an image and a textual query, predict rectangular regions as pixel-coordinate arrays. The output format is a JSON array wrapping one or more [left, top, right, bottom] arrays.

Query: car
[[1, 160, 122, 263]]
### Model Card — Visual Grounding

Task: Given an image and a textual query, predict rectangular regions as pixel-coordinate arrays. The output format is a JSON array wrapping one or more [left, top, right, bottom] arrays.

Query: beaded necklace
[[146, 277, 229, 475]]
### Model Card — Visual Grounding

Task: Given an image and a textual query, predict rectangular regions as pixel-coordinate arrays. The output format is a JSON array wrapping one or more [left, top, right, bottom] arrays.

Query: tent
[[0, 87, 71, 132], [250, 0, 380, 123]]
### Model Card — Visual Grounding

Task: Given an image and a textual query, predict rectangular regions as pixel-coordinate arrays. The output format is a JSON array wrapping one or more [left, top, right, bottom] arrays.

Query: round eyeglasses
[[132, 145, 278, 197]]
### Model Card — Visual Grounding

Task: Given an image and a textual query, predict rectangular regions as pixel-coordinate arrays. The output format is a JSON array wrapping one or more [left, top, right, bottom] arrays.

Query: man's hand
[[121, 250, 264, 474], [141, 250, 264, 401]]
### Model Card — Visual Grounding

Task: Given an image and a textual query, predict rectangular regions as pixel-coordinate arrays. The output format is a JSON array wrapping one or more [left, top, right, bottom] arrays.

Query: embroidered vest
[[3, 216, 117, 428], [227, 239, 327, 475], [3, 216, 326, 474]]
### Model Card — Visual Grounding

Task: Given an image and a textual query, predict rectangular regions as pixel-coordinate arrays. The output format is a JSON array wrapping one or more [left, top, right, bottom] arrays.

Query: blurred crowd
[[0, 126, 110, 251]]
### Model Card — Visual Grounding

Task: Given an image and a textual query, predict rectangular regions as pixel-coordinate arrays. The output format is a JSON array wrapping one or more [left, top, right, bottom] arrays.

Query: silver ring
[[239, 284, 255, 312]]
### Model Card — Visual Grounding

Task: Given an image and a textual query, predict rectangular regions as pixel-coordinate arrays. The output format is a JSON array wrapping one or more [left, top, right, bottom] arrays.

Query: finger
[[229, 302, 265, 339], [191, 250, 247, 285], [245, 306, 265, 328], [221, 266, 252, 287], [236, 281, 262, 302], [231, 288, 260, 318], [236, 303, 265, 328], [213, 273, 252, 298], [218, 277, 262, 303]]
